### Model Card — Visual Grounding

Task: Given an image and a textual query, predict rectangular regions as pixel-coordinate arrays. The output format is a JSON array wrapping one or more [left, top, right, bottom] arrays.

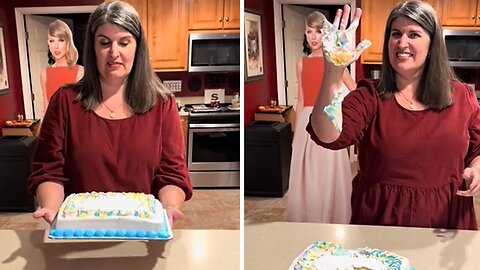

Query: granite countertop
[[245, 222, 480, 270], [0, 229, 239, 269], [178, 109, 189, 117]]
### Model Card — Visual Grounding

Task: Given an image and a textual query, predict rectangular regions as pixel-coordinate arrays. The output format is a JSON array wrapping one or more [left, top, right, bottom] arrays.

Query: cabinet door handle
[[473, 15, 476, 20], [219, 17, 223, 22], [225, 17, 230, 22]]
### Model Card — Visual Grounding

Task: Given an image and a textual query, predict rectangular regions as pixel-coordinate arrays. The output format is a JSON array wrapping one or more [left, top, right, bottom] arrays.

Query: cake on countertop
[[289, 241, 414, 270], [49, 192, 171, 240]]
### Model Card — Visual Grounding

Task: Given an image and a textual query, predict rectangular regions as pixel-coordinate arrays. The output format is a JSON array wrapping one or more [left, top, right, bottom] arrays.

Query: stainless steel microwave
[[188, 33, 240, 72], [443, 29, 480, 67]]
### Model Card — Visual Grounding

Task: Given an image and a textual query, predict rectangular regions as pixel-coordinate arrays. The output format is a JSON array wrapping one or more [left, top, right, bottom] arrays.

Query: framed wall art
[[0, 26, 9, 95], [244, 9, 264, 82]]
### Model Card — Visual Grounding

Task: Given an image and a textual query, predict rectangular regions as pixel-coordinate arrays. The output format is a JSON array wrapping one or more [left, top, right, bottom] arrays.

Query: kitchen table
[[245, 222, 480, 269], [0, 229, 239, 270]]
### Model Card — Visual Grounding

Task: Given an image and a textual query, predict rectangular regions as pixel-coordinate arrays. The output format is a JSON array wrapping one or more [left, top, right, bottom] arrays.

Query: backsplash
[[362, 64, 480, 91], [454, 68, 480, 91], [175, 95, 236, 106], [156, 71, 240, 97]]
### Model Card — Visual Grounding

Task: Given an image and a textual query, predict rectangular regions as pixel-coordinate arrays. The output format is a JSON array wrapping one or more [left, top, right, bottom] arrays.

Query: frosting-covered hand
[[323, 83, 350, 131], [322, 6, 371, 66]]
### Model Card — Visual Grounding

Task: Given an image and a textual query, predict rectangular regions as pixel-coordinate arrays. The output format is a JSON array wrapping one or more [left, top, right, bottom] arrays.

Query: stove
[[184, 103, 240, 122], [184, 103, 240, 188]]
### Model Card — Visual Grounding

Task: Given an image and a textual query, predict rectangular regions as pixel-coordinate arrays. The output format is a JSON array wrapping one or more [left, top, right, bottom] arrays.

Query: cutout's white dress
[[287, 57, 352, 223]]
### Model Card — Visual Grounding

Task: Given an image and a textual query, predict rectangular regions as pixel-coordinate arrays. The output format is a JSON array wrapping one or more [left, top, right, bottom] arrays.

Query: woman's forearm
[[343, 68, 357, 90], [36, 181, 64, 212], [311, 66, 345, 143], [158, 185, 186, 210]]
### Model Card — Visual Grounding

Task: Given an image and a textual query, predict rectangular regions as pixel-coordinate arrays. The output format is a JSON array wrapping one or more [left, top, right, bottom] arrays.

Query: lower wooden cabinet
[[180, 114, 189, 149]]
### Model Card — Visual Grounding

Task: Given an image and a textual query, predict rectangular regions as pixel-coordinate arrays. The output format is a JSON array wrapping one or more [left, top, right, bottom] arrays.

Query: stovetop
[[183, 103, 240, 123]]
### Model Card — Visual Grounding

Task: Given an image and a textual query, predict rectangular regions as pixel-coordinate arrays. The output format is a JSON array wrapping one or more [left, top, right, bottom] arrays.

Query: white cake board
[[45, 210, 172, 243]]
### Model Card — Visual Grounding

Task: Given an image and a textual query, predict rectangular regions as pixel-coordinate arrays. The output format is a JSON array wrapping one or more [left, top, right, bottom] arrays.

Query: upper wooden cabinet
[[360, 0, 397, 64], [188, 0, 240, 30], [123, 0, 148, 32], [360, 0, 442, 63], [122, 0, 188, 71], [148, 0, 188, 70], [442, 0, 480, 27]]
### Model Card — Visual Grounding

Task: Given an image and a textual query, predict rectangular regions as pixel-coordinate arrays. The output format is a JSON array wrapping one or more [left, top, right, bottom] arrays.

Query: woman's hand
[[457, 166, 480, 196], [158, 185, 187, 229], [322, 5, 371, 67], [32, 207, 57, 226], [165, 207, 185, 229], [33, 181, 65, 226]]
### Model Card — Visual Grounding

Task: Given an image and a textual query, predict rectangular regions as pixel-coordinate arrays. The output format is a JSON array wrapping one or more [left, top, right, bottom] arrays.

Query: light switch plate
[[163, 80, 182, 92]]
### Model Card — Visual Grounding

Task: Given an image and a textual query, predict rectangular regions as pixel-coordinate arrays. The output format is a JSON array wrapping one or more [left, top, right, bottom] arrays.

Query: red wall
[[244, 0, 277, 127], [0, 3, 19, 129], [0, 0, 101, 136]]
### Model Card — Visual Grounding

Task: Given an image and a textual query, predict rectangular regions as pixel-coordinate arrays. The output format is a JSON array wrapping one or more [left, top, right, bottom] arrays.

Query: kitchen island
[[0, 229, 239, 270], [245, 222, 480, 269]]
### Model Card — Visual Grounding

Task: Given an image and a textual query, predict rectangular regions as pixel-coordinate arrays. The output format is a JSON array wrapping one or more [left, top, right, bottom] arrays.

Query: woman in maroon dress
[[28, 1, 192, 228], [309, 1, 480, 230]]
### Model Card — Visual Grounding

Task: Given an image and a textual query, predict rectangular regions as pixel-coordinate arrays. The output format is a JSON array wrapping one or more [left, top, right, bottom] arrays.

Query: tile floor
[[0, 189, 240, 230], [244, 194, 288, 224]]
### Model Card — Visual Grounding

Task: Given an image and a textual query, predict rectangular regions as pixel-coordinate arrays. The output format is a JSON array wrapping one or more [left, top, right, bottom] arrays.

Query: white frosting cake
[[290, 241, 414, 270], [49, 192, 170, 239]]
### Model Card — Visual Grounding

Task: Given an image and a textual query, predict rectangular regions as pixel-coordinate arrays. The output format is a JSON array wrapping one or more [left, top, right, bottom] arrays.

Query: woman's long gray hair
[[378, 0, 456, 110], [77, 0, 169, 113]]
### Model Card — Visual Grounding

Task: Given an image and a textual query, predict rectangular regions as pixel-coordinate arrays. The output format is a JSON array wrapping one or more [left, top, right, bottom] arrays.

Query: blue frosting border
[[48, 209, 172, 240]]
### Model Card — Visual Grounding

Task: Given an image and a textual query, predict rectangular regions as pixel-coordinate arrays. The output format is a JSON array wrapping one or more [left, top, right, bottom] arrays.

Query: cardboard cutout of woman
[[40, 20, 84, 112], [287, 11, 356, 224]]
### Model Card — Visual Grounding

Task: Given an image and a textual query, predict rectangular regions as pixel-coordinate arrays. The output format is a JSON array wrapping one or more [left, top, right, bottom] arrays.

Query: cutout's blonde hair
[[306, 11, 326, 31]]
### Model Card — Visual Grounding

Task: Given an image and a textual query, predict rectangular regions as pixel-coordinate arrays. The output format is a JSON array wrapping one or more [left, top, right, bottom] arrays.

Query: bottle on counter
[[232, 92, 240, 108]]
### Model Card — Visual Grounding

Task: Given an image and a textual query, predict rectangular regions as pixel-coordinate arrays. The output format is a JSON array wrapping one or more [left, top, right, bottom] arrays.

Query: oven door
[[187, 123, 240, 171]]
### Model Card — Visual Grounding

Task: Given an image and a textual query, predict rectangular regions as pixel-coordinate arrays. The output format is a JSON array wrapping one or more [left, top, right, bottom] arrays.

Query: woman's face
[[94, 23, 137, 84], [48, 35, 67, 62], [305, 25, 322, 51], [388, 17, 431, 78]]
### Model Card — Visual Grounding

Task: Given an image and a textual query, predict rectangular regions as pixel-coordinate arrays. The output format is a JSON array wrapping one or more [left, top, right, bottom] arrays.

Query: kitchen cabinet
[[442, 0, 480, 27], [360, 0, 397, 64], [188, 0, 240, 30], [122, 0, 188, 71], [180, 114, 189, 149], [245, 121, 292, 197], [0, 136, 36, 211], [122, 0, 148, 32], [360, 0, 442, 64]]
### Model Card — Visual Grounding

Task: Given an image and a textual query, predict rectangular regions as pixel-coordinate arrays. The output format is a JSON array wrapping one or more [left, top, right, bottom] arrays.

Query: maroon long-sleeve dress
[[307, 79, 480, 230], [28, 86, 193, 201]]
